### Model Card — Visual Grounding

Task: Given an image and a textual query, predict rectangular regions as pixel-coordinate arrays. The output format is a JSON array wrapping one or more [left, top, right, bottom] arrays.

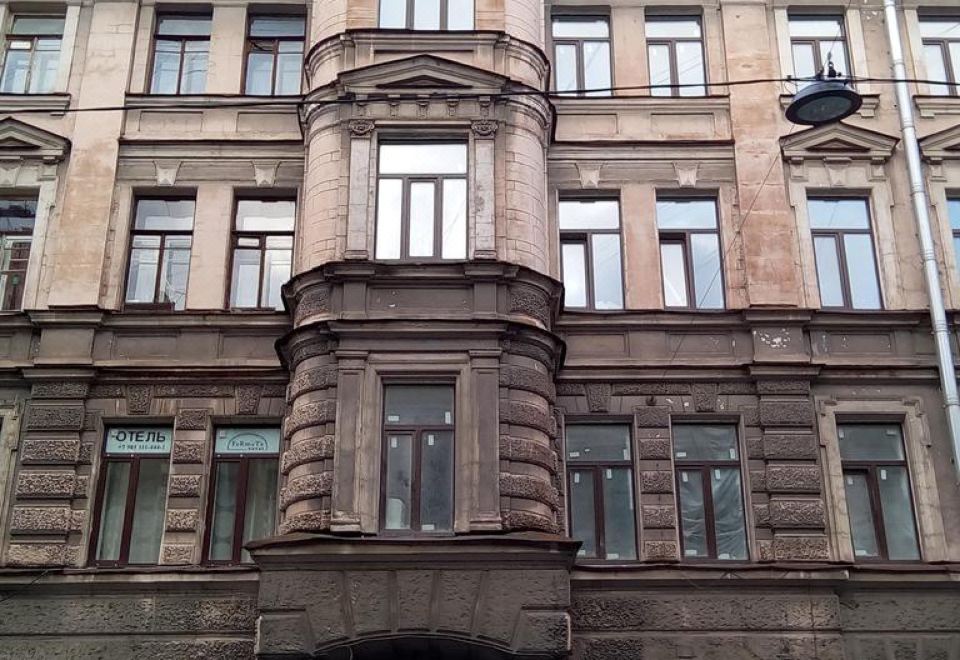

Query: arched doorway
[[316, 635, 549, 660]]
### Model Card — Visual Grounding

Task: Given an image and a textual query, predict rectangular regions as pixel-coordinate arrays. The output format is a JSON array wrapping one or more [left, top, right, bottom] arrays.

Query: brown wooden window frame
[[123, 197, 195, 311], [226, 197, 295, 311], [242, 15, 305, 96], [379, 383, 456, 534], [788, 13, 852, 79], [0, 14, 63, 94], [920, 16, 960, 96], [550, 14, 612, 96], [656, 196, 725, 310], [558, 196, 624, 311], [0, 197, 36, 311], [645, 15, 706, 97], [838, 423, 921, 562], [148, 13, 211, 95]]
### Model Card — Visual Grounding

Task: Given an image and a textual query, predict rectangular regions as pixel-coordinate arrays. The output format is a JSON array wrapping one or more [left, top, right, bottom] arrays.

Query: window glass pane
[[844, 471, 880, 558], [127, 458, 169, 564], [241, 458, 279, 562], [408, 181, 435, 257], [656, 199, 717, 229], [807, 198, 869, 230], [660, 242, 688, 307], [566, 424, 631, 462], [157, 15, 211, 36], [559, 200, 619, 230], [838, 424, 905, 461], [249, 16, 305, 38], [678, 469, 708, 558], [561, 242, 587, 308], [384, 385, 454, 426], [376, 179, 403, 259], [591, 233, 623, 310], [275, 51, 302, 94], [569, 469, 597, 557], [11, 16, 65, 35], [843, 233, 881, 310], [245, 51, 274, 95], [949, 199, 960, 230], [647, 43, 671, 96], [96, 461, 131, 561], [262, 241, 292, 310], [645, 18, 701, 38], [877, 466, 920, 560], [673, 425, 738, 461], [813, 235, 844, 307], [441, 179, 467, 259], [819, 41, 848, 76], [413, 0, 441, 30], [231, 248, 261, 308], [379, 143, 466, 175], [0, 50, 30, 93], [180, 45, 208, 94], [380, 0, 407, 28], [126, 240, 160, 304], [0, 200, 36, 233], [552, 18, 609, 39], [135, 199, 195, 230], [602, 468, 636, 560], [384, 434, 413, 530], [159, 236, 191, 310], [555, 44, 578, 93], [419, 430, 453, 531], [582, 41, 611, 95], [151, 43, 181, 94], [208, 461, 239, 561], [28, 45, 60, 93], [923, 44, 950, 96], [711, 467, 747, 560], [0, 235, 31, 311], [789, 17, 844, 38], [676, 41, 705, 96], [792, 43, 817, 81], [447, 0, 474, 30], [237, 200, 295, 232], [954, 236, 960, 275], [919, 19, 960, 39], [690, 232, 723, 309]]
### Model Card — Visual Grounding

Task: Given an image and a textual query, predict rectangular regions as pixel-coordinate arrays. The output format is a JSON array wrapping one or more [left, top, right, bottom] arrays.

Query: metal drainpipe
[[883, 0, 960, 481]]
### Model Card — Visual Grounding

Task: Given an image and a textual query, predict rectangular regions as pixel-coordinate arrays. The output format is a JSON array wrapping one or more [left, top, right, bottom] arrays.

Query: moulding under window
[[779, 92, 880, 119], [117, 140, 304, 160], [123, 93, 301, 111], [913, 95, 960, 119], [0, 93, 71, 115], [553, 95, 731, 113]]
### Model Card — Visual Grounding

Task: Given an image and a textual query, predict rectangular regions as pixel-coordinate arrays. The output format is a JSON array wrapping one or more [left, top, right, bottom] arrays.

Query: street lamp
[[784, 63, 862, 126]]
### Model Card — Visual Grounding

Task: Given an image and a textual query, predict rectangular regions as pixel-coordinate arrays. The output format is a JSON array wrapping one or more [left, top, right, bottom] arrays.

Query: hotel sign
[[106, 427, 172, 454]]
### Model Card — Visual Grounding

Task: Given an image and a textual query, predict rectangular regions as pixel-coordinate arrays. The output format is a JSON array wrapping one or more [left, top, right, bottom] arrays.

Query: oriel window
[[646, 16, 706, 97], [125, 198, 194, 310], [566, 424, 637, 560], [229, 199, 295, 310], [91, 427, 171, 566], [788, 15, 851, 86], [378, 0, 474, 30], [150, 14, 211, 94], [920, 17, 960, 96], [673, 424, 748, 561], [0, 199, 36, 311], [808, 197, 882, 310], [559, 198, 623, 310], [839, 424, 920, 561], [381, 385, 455, 533], [0, 15, 63, 94], [656, 198, 724, 309], [205, 428, 280, 563], [552, 16, 611, 96], [375, 143, 467, 260], [244, 16, 304, 95]]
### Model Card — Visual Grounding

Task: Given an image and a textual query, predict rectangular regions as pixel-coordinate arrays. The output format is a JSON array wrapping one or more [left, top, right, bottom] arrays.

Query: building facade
[[0, 0, 959, 658]]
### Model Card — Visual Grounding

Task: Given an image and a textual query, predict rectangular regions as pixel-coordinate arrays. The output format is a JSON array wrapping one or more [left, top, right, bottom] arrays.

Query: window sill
[[0, 92, 71, 114], [779, 92, 880, 119], [913, 95, 960, 119]]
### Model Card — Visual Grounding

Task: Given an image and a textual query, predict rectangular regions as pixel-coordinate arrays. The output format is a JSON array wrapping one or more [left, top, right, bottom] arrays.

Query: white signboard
[[106, 427, 172, 454], [215, 428, 280, 455]]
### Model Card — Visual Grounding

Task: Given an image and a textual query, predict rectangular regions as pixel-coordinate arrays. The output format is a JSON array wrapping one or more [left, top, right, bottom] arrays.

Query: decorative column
[[472, 119, 498, 259], [345, 119, 375, 260]]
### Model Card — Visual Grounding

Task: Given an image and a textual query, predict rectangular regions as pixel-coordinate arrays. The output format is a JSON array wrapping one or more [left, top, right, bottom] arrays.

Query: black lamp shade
[[785, 79, 863, 126]]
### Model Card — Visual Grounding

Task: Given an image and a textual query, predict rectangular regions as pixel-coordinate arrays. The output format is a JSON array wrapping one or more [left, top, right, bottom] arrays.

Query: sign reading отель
[[215, 428, 280, 455], [105, 427, 172, 454]]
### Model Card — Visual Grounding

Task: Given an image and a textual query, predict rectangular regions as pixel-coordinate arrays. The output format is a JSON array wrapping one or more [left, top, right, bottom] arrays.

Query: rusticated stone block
[[499, 435, 556, 472], [635, 406, 670, 428], [83, 411, 100, 431], [718, 382, 756, 394], [769, 499, 826, 528], [641, 505, 676, 528], [293, 286, 330, 325], [644, 540, 679, 561], [585, 383, 611, 412], [26, 405, 84, 431], [746, 435, 764, 459], [73, 475, 89, 497], [509, 286, 551, 326], [759, 400, 815, 427], [175, 408, 209, 431], [757, 380, 811, 395], [614, 383, 691, 395], [78, 442, 94, 464], [281, 435, 335, 474], [757, 539, 774, 561], [155, 384, 233, 397], [16, 471, 75, 498], [9, 506, 71, 534], [262, 383, 287, 398], [500, 365, 555, 401], [750, 469, 767, 492], [501, 400, 555, 436], [753, 503, 771, 527], [638, 438, 671, 459], [640, 471, 674, 494], [236, 384, 262, 415], [500, 473, 559, 509], [555, 382, 584, 397], [31, 382, 89, 399], [69, 509, 85, 531], [172, 441, 204, 464], [6, 542, 66, 566], [284, 400, 337, 439], [501, 509, 559, 533], [126, 385, 152, 414], [165, 508, 199, 532], [740, 405, 760, 427], [161, 544, 194, 565], [766, 464, 822, 493], [772, 534, 830, 560], [763, 434, 818, 460], [692, 383, 717, 412], [169, 474, 202, 497], [20, 438, 80, 464], [280, 472, 333, 508], [88, 384, 124, 398], [279, 509, 331, 534]]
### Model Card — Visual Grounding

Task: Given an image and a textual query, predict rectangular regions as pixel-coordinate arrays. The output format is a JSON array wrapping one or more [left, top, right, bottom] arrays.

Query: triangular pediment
[[336, 55, 510, 95], [0, 117, 69, 161], [781, 122, 898, 162], [919, 123, 960, 160]]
